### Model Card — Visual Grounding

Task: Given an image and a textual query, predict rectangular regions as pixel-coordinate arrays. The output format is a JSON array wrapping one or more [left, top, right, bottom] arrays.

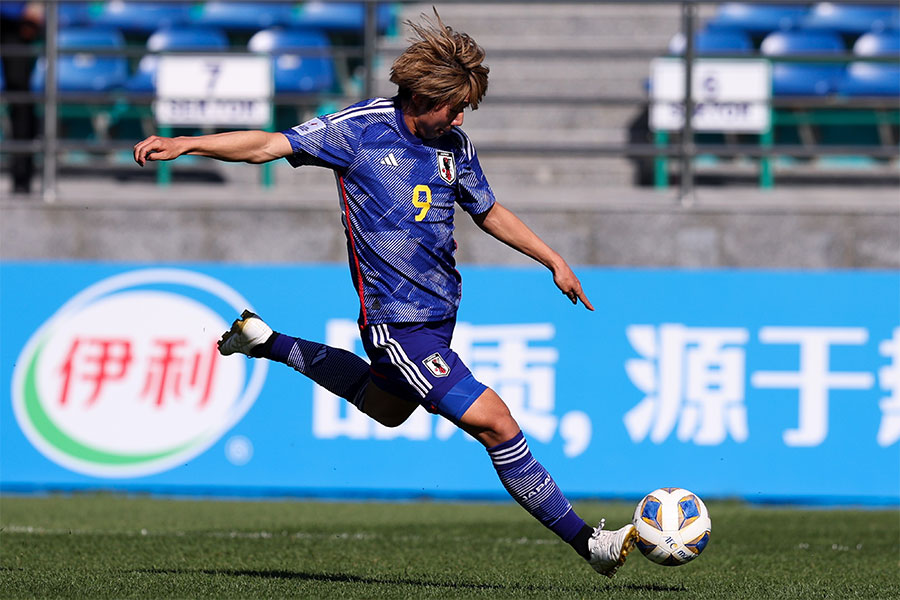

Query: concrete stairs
[[374, 2, 696, 187]]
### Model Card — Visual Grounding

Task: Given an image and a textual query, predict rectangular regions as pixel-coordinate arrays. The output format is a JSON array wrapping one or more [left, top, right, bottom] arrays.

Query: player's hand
[[133, 135, 183, 167], [554, 266, 594, 311]]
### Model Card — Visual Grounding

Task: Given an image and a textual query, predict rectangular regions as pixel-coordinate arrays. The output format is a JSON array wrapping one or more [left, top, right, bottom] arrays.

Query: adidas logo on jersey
[[379, 153, 399, 167]]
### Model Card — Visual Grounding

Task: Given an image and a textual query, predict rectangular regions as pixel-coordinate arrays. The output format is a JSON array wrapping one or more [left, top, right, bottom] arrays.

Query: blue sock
[[266, 333, 369, 411], [487, 431, 589, 552]]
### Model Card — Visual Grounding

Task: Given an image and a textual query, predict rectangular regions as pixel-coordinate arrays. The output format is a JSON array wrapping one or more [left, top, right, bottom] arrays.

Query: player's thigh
[[363, 382, 419, 427], [456, 387, 521, 448]]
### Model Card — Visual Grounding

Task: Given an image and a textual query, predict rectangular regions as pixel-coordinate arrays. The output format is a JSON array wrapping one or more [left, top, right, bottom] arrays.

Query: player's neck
[[399, 100, 422, 139]]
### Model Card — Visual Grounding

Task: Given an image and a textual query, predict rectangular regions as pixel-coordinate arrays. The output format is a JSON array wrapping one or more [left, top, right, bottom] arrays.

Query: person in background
[[1, 1, 43, 195]]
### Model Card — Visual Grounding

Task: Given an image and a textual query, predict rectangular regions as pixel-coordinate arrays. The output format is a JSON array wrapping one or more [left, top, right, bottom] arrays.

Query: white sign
[[154, 54, 273, 126], [650, 58, 772, 133]]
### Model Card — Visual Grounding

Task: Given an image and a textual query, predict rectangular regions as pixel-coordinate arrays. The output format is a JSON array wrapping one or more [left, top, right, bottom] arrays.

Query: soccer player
[[133, 11, 637, 578]]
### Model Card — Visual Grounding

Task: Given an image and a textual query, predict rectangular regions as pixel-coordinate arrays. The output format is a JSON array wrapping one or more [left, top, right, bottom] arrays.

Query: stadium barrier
[[1, 262, 897, 505]]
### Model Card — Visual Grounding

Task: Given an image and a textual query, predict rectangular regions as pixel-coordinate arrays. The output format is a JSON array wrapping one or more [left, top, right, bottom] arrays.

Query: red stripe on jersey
[[340, 176, 368, 326]]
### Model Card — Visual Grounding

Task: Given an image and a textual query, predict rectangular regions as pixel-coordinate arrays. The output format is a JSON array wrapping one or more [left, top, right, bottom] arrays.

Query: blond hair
[[389, 9, 489, 110]]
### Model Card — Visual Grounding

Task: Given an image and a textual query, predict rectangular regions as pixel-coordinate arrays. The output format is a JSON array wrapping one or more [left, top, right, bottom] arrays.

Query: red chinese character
[[141, 339, 219, 408], [59, 338, 133, 406], [191, 341, 219, 408]]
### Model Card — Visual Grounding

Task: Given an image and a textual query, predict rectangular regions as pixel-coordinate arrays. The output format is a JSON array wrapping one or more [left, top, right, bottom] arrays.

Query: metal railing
[[1, 0, 898, 203]]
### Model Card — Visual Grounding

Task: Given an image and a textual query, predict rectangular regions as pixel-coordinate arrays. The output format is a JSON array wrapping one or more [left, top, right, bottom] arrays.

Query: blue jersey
[[280, 97, 496, 326]]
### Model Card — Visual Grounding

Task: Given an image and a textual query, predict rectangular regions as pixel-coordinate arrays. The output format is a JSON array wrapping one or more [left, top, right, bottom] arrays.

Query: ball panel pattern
[[632, 487, 711, 566]]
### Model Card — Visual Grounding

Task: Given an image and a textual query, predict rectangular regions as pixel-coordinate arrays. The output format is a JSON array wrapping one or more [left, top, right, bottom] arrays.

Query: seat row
[[707, 3, 899, 37], [57, 1, 394, 35], [24, 26, 342, 95], [668, 28, 899, 97]]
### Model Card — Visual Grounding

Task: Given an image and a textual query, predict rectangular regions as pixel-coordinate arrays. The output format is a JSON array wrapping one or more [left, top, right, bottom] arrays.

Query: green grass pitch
[[1, 494, 897, 599]]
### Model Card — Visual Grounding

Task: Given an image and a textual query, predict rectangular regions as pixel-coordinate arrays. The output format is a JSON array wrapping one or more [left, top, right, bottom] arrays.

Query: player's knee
[[489, 413, 520, 444], [459, 389, 521, 447]]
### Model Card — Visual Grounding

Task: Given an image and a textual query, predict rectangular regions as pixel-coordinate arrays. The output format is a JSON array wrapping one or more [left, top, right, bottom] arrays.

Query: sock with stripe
[[488, 431, 594, 560], [259, 333, 369, 412]]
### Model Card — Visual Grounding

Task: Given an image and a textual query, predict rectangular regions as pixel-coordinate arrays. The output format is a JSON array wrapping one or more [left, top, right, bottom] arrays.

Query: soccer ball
[[632, 487, 711, 566]]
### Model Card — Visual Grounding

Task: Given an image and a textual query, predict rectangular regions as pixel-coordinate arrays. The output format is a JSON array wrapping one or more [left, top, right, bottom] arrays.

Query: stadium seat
[[760, 31, 846, 95], [248, 28, 336, 94], [192, 2, 294, 31], [58, 2, 91, 28], [706, 3, 810, 34], [837, 30, 900, 97], [126, 27, 229, 92], [668, 29, 753, 55], [290, 1, 394, 34], [30, 28, 128, 92], [800, 3, 900, 35], [90, 1, 190, 33]]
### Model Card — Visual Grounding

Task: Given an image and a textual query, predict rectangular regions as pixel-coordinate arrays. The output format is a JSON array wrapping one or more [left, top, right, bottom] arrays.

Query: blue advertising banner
[[1, 263, 898, 504]]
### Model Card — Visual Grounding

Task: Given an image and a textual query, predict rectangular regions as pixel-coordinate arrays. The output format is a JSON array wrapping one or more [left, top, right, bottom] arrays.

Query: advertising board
[[1, 264, 897, 504]]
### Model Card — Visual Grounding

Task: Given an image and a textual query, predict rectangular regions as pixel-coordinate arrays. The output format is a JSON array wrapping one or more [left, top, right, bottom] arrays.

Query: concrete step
[[373, 62, 652, 100], [464, 103, 641, 131], [477, 154, 638, 188], [394, 3, 685, 47]]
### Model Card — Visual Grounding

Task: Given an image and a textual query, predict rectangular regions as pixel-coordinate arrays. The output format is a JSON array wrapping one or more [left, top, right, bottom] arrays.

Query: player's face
[[415, 102, 466, 140]]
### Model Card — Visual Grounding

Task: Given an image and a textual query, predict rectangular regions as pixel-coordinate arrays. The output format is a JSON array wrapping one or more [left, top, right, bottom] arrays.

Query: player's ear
[[409, 93, 426, 113], [409, 93, 437, 115]]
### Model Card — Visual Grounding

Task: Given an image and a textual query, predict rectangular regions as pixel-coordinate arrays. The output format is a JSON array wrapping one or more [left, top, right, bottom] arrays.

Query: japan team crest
[[423, 352, 450, 377], [436, 150, 456, 184]]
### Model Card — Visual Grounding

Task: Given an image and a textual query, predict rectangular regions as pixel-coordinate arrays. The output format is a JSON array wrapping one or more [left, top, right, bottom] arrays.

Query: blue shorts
[[361, 318, 487, 422]]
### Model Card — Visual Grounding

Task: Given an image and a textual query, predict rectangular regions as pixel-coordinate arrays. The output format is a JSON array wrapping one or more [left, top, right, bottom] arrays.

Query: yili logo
[[11, 269, 267, 478]]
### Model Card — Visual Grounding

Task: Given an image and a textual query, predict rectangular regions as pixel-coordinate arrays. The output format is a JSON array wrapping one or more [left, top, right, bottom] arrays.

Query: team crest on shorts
[[423, 352, 451, 377], [436, 150, 456, 184]]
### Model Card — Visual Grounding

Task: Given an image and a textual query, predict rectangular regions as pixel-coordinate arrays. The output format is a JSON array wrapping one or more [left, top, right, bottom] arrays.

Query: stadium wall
[[1, 183, 898, 268]]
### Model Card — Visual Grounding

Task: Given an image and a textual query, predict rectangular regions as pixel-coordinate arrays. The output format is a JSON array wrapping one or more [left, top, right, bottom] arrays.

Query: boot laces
[[591, 518, 607, 541]]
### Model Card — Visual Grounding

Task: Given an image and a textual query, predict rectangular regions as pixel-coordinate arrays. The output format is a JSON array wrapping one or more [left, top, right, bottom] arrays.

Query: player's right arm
[[133, 130, 293, 167]]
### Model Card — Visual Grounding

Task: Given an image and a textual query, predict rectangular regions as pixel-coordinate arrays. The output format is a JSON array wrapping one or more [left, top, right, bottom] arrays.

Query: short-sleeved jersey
[[280, 97, 496, 326]]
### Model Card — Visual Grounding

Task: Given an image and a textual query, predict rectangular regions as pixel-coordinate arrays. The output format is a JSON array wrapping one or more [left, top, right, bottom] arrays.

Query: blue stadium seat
[[706, 3, 810, 34], [668, 29, 754, 55], [248, 28, 336, 94], [58, 2, 91, 28], [290, 1, 394, 34], [192, 2, 294, 31], [801, 3, 900, 35], [31, 28, 128, 92], [91, 1, 190, 33], [837, 30, 900, 97], [126, 27, 229, 92], [761, 31, 846, 95]]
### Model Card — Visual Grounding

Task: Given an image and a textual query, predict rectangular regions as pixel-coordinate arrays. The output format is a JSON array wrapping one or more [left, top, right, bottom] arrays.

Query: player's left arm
[[472, 201, 594, 311]]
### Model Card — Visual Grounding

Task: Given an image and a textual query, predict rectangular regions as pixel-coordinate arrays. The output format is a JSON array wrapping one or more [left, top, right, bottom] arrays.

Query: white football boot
[[587, 519, 638, 578], [217, 310, 273, 357]]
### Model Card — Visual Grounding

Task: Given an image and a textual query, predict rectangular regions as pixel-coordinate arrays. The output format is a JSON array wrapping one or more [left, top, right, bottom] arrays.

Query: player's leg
[[361, 382, 419, 427], [455, 387, 637, 578], [218, 310, 420, 427]]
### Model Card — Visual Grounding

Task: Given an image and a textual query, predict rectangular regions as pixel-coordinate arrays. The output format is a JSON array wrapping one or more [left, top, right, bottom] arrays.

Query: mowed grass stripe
[[1, 494, 898, 599]]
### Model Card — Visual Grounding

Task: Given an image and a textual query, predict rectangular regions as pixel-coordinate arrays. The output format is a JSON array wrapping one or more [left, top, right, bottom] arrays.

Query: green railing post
[[655, 130, 669, 190], [261, 109, 274, 188], [157, 125, 172, 186], [759, 127, 774, 190]]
